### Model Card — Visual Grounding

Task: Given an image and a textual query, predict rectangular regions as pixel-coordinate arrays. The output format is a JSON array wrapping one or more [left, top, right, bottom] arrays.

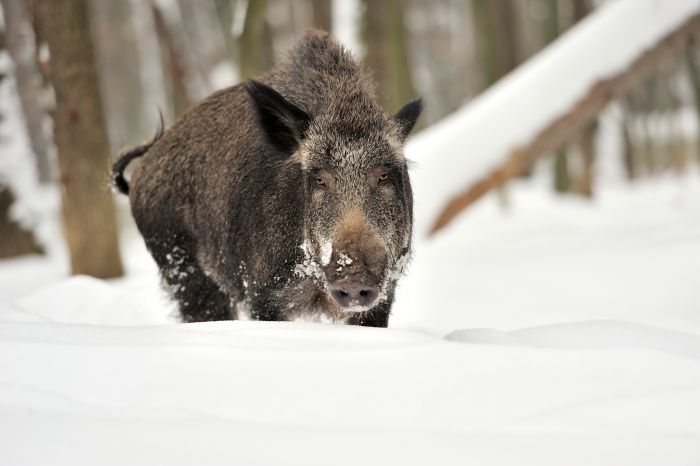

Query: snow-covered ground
[[395, 174, 700, 336], [1, 171, 699, 465]]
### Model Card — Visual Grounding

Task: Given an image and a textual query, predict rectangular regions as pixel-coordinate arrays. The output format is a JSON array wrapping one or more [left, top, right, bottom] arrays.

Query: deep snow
[[393, 175, 700, 336], [2, 318, 700, 466]]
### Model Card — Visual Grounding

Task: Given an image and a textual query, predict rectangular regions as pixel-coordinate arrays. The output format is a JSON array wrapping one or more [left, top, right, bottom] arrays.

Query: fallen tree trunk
[[431, 10, 700, 235]]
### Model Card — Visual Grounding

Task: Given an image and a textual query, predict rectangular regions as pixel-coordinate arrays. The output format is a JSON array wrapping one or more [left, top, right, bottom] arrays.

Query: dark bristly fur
[[112, 30, 422, 326]]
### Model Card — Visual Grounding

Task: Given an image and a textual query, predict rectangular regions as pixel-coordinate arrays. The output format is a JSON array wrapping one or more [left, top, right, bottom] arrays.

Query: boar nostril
[[330, 280, 379, 309]]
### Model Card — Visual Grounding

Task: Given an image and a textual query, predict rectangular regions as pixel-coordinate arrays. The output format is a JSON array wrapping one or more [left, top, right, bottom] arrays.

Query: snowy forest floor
[[1, 173, 700, 465]]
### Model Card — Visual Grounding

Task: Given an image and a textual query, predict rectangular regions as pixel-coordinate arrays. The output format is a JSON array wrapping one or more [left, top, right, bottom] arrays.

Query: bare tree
[[362, 0, 417, 112], [238, 0, 273, 80], [541, 0, 573, 193], [1, 0, 54, 183], [310, 0, 331, 31], [33, 0, 124, 278], [470, 0, 520, 90], [685, 39, 700, 163], [215, 0, 238, 60], [150, 0, 193, 118]]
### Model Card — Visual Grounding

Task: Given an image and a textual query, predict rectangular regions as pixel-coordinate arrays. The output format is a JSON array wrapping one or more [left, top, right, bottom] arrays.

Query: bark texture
[[34, 0, 124, 277]]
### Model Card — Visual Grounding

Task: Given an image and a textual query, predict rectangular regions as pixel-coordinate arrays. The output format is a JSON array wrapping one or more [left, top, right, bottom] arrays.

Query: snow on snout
[[337, 252, 353, 266], [320, 240, 333, 266]]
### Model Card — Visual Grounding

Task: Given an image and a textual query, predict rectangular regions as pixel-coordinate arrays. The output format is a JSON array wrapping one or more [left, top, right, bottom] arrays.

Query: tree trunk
[[572, 0, 592, 23], [621, 110, 638, 180], [176, 0, 227, 94], [34, 0, 124, 278], [539, 0, 571, 193], [545, 0, 594, 195], [362, 0, 417, 112], [552, 146, 569, 193], [1, 0, 54, 183], [686, 39, 700, 163], [572, 0, 596, 197], [214, 0, 238, 60], [540, 0, 560, 47], [238, 0, 273, 80], [310, 0, 332, 32], [471, 0, 520, 89], [470, 0, 521, 194], [151, 1, 193, 118], [576, 122, 596, 197]]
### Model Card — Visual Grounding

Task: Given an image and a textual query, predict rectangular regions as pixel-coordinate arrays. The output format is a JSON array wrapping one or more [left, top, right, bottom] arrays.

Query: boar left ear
[[244, 80, 311, 154], [393, 98, 423, 141]]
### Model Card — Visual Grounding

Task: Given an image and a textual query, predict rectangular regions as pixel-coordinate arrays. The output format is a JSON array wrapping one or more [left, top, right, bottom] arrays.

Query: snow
[[393, 174, 700, 336], [2, 308, 700, 465], [320, 240, 332, 266], [1, 322, 700, 466], [407, 0, 700, 236]]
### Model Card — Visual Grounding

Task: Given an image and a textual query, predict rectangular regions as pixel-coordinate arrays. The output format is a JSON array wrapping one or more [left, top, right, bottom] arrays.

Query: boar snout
[[322, 208, 387, 311], [329, 278, 379, 309]]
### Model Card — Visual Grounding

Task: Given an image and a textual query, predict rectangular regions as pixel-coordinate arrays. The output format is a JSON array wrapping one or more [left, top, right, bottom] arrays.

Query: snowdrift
[[2, 308, 700, 466]]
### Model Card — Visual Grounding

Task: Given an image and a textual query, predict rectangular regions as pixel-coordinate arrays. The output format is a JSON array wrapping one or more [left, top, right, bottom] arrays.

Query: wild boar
[[112, 30, 422, 327]]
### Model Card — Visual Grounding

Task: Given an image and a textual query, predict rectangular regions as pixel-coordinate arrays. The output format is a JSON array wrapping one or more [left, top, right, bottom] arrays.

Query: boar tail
[[112, 112, 165, 195]]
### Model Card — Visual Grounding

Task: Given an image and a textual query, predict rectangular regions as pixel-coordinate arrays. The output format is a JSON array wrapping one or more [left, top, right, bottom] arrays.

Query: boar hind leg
[[151, 240, 232, 322]]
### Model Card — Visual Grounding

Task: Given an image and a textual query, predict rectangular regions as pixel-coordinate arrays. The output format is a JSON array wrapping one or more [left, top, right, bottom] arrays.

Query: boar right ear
[[393, 98, 423, 141], [244, 80, 311, 155]]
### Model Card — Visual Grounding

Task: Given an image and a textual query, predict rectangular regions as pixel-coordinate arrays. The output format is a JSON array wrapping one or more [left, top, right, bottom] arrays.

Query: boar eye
[[314, 171, 331, 190], [372, 167, 392, 188]]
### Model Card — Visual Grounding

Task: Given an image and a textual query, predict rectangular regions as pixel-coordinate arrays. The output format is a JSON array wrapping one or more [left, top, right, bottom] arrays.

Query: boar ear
[[244, 80, 311, 154], [393, 98, 423, 141]]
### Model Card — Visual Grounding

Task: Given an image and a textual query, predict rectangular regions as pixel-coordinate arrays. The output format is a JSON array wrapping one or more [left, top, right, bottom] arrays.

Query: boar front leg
[[169, 260, 233, 323], [149, 238, 233, 322], [346, 302, 391, 328], [248, 292, 283, 322]]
